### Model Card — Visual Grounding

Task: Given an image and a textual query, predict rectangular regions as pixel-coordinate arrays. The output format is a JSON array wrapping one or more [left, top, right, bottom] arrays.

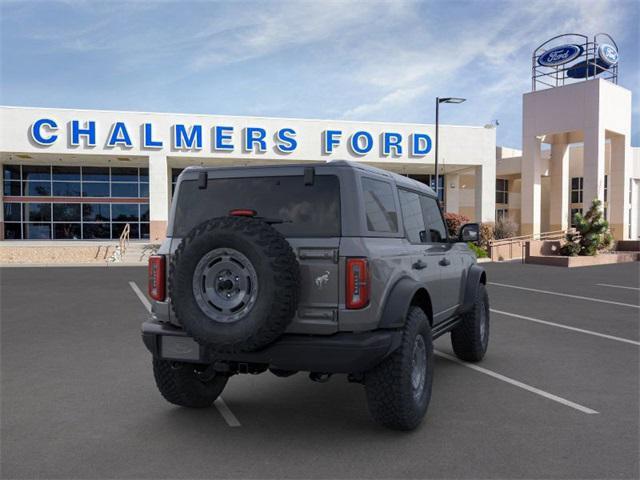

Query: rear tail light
[[229, 209, 257, 217], [148, 255, 166, 301], [346, 258, 369, 309]]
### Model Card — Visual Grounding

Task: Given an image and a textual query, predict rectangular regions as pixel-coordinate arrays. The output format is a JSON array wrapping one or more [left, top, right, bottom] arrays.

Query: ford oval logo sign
[[598, 44, 618, 67], [538, 44, 583, 67]]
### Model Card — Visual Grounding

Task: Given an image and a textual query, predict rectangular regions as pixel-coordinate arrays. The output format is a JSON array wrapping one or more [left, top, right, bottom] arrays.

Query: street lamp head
[[438, 97, 466, 104]]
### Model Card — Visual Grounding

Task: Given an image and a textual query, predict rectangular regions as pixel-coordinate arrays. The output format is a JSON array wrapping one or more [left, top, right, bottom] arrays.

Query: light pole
[[435, 97, 466, 206]]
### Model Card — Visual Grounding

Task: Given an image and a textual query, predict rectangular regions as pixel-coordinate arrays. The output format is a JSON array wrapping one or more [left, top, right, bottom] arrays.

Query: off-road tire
[[364, 306, 433, 431], [451, 283, 489, 362], [170, 216, 300, 352], [152, 359, 228, 408]]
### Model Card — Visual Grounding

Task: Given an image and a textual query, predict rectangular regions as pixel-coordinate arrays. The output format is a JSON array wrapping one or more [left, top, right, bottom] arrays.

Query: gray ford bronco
[[142, 160, 489, 430]]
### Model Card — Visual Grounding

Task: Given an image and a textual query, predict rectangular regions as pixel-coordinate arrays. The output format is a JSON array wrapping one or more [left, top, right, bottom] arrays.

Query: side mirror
[[459, 223, 480, 243]]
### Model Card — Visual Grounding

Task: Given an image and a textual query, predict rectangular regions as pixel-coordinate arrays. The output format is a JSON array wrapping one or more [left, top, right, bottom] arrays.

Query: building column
[[474, 162, 495, 223], [521, 135, 542, 236], [582, 126, 606, 210], [609, 134, 631, 240], [149, 153, 170, 242], [549, 136, 570, 231], [445, 173, 460, 214]]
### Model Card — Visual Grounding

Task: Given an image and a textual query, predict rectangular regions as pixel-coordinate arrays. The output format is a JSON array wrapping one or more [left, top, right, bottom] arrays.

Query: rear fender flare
[[378, 278, 432, 329]]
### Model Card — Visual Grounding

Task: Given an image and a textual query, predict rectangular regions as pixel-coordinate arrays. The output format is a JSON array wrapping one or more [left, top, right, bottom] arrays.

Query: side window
[[361, 177, 398, 233], [399, 189, 426, 243], [420, 196, 448, 243]]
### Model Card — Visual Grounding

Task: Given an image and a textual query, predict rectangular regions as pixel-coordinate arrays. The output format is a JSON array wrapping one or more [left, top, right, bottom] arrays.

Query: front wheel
[[451, 283, 490, 362], [364, 306, 433, 431], [152, 359, 228, 408]]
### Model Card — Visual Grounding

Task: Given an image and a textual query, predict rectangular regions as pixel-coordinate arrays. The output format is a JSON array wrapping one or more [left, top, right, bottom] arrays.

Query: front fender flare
[[460, 264, 486, 314]]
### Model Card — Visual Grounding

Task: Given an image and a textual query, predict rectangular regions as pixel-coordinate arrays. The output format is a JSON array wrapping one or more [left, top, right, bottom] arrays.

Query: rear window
[[172, 175, 341, 237]]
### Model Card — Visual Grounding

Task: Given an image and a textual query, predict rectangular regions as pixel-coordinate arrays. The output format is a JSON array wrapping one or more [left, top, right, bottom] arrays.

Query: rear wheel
[[451, 283, 490, 362], [364, 306, 433, 431], [152, 359, 228, 408]]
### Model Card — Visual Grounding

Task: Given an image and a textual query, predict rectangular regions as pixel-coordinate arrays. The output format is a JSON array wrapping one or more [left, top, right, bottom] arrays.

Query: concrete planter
[[525, 252, 639, 267]]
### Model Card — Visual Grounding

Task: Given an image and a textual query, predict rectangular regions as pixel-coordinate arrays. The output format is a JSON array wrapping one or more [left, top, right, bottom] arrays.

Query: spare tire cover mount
[[192, 247, 259, 324]]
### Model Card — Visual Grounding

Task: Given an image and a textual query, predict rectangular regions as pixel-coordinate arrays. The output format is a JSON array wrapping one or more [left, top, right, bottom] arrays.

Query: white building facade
[[0, 106, 496, 242]]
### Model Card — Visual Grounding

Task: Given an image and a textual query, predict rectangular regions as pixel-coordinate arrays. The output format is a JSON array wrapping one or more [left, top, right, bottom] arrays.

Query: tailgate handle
[[298, 249, 339, 263]]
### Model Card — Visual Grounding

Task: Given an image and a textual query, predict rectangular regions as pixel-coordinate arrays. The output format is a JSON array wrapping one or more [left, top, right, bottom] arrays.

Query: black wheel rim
[[192, 247, 259, 323]]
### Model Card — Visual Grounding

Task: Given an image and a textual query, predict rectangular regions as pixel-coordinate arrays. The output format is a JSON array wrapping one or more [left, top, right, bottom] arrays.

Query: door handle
[[412, 260, 427, 270], [439, 257, 451, 266]]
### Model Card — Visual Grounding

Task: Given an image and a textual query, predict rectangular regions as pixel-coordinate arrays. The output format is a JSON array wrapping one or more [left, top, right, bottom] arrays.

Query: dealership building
[[0, 34, 638, 244]]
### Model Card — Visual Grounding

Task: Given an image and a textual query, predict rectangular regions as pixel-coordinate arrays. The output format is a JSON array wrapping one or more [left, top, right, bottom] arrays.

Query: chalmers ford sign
[[29, 118, 434, 157]]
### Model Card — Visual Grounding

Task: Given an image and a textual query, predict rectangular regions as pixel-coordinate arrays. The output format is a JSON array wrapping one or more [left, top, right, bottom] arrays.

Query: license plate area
[[160, 336, 201, 361]]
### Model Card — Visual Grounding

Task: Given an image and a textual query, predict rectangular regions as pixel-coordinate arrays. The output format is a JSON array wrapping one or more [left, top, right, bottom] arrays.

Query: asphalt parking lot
[[1, 262, 639, 479]]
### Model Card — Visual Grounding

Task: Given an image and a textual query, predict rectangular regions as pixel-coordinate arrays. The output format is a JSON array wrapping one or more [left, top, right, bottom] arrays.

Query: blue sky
[[1, 0, 638, 148]]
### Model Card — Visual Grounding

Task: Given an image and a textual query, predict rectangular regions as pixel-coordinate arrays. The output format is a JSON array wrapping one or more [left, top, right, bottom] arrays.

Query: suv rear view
[[142, 161, 489, 430]]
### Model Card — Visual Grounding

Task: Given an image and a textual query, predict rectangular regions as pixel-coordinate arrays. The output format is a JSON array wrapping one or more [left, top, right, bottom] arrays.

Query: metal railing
[[119, 223, 131, 257]]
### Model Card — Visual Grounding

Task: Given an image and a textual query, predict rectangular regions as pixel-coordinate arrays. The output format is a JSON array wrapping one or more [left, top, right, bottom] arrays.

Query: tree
[[560, 199, 613, 256]]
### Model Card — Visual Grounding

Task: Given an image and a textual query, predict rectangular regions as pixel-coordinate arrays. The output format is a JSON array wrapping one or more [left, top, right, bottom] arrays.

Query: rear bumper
[[141, 320, 402, 374]]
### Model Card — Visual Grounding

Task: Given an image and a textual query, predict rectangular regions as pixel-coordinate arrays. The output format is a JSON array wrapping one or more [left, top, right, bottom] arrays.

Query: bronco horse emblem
[[315, 271, 330, 289]]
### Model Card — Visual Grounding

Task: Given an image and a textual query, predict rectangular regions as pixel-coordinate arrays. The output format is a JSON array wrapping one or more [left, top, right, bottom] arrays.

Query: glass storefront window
[[82, 167, 109, 181], [83, 223, 111, 239], [24, 203, 51, 222], [52, 182, 81, 197], [2, 165, 149, 240], [24, 181, 51, 196], [53, 204, 81, 222], [22, 165, 51, 181], [4, 223, 22, 239], [82, 182, 110, 197], [4, 202, 21, 221], [112, 204, 139, 222], [52, 166, 80, 181], [24, 223, 51, 239], [3, 164, 21, 181], [3, 181, 21, 196], [54, 223, 81, 239], [111, 183, 138, 197], [83, 203, 110, 222], [111, 167, 138, 182]]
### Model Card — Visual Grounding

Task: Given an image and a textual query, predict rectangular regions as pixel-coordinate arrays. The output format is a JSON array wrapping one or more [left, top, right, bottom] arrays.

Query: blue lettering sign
[[382, 132, 403, 156], [275, 128, 297, 153], [244, 127, 267, 152], [30, 118, 58, 145], [411, 133, 432, 156], [107, 122, 133, 147], [350, 131, 373, 155], [173, 124, 203, 149], [71, 120, 96, 147], [323, 130, 342, 154], [214, 126, 234, 151], [143, 123, 163, 148]]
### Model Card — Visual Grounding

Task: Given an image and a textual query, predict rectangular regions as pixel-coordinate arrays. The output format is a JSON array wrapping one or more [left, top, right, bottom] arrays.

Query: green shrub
[[560, 199, 613, 256], [467, 242, 488, 258]]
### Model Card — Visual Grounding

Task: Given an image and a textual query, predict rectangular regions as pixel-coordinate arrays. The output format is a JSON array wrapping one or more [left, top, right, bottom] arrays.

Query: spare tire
[[170, 216, 299, 352]]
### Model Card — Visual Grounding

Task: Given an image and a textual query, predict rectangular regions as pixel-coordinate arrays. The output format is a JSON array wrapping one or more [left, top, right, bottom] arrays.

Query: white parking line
[[215, 398, 242, 427], [596, 283, 640, 291], [489, 282, 640, 309], [129, 281, 151, 312], [129, 281, 242, 427], [435, 351, 599, 415], [491, 309, 640, 346]]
